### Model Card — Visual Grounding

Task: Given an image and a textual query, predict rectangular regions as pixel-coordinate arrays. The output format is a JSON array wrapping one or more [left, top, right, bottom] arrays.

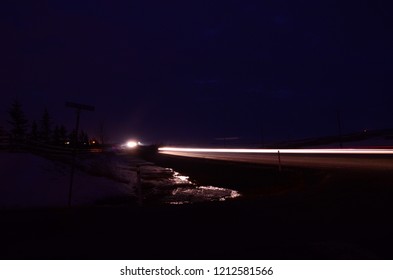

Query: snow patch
[[0, 152, 133, 208]]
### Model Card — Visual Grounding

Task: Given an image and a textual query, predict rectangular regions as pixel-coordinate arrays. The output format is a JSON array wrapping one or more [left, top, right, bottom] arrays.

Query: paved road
[[159, 148, 393, 170]]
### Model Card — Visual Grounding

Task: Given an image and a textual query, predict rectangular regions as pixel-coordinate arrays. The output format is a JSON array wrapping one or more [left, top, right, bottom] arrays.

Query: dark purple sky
[[1, 0, 392, 146]]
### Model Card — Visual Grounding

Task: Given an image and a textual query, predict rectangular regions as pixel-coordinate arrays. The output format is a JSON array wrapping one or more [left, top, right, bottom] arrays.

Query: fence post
[[278, 150, 282, 172]]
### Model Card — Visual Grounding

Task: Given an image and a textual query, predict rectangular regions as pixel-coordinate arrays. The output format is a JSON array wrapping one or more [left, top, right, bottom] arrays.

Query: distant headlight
[[126, 141, 138, 148]]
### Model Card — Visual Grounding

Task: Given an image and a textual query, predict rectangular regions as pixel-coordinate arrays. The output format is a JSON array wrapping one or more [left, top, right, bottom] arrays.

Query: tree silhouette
[[30, 120, 38, 141], [59, 125, 68, 145], [98, 121, 105, 145], [8, 99, 29, 143], [52, 125, 60, 145], [69, 129, 77, 146], [39, 108, 52, 143]]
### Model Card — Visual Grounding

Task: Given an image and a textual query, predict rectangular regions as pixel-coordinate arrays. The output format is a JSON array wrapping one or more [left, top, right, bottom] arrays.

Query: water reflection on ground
[[115, 154, 241, 205], [163, 170, 241, 204], [141, 166, 240, 204]]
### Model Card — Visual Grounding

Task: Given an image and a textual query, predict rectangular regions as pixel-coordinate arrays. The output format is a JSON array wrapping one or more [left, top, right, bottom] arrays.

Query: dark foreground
[[1, 154, 393, 259]]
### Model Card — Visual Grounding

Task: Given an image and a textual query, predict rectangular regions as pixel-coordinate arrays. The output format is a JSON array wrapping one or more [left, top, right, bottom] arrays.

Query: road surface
[[158, 147, 393, 170]]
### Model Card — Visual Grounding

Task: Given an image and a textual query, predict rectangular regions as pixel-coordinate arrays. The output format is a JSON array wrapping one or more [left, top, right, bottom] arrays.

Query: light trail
[[159, 147, 393, 155], [158, 147, 393, 170]]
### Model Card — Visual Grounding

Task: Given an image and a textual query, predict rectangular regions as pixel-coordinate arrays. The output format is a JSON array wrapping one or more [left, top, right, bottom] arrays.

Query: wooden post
[[68, 109, 80, 207], [66, 102, 95, 207]]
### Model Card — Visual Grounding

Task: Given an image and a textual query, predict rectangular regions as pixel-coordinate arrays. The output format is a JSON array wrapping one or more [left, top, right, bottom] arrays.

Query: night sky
[[1, 1, 392, 146]]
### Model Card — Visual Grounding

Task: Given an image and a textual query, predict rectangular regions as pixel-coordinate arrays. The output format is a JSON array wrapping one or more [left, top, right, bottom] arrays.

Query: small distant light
[[92, 140, 96, 144], [126, 141, 138, 148], [65, 141, 70, 145], [364, 129, 367, 133]]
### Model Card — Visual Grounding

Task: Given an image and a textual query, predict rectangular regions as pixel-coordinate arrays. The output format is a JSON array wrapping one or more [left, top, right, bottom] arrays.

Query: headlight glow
[[126, 141, 138, 148]]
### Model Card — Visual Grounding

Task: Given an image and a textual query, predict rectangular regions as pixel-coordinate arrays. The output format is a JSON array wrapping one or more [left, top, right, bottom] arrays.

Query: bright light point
[[126, 141, 138, 148]]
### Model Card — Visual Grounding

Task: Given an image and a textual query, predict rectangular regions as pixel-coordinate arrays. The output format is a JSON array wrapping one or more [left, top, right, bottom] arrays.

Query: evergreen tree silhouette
[[8, 99, 29, 143], [52, 125, 60, 145], [59, 125, 68, 145], [39, 108, 52, 143], [30, 120, 38, 141]]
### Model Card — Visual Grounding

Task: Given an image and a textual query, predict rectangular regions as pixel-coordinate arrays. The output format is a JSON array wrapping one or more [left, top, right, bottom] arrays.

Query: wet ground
[[110, 151, 242, 205]]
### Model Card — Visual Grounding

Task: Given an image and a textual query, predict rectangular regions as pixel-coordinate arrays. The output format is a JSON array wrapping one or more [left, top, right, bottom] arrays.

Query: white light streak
[[158, 147, 393, 155]]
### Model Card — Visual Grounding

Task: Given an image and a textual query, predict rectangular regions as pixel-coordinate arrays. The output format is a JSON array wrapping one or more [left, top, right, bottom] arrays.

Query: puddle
[[160, 169, 241, 204]]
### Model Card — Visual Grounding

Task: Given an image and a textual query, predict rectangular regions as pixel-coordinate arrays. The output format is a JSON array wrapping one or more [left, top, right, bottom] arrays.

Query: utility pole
[[66, 102, 95, 207]]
